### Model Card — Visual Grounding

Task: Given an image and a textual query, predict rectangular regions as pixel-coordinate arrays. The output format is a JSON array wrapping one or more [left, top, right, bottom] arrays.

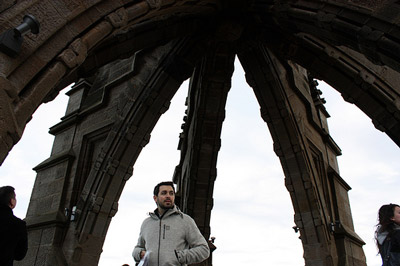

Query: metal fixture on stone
[[1, 1, 400, 265], [0, 14, 39, 57]]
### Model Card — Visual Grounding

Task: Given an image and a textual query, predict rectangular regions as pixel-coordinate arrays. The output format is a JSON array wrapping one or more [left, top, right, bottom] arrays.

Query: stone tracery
[[1, 1, 400, 265]]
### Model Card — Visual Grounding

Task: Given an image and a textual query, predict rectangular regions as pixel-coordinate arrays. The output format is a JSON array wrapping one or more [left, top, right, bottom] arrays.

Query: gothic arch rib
[[249, 0, 400, 145], [254, 0, 400, 73], [237, 41, 365, 265], [263, 29, 400, 147], [23, 36, 206, 266], [173, 39, 236, 239], [1, 0, 400, 163], [1, 1, 400, 265], [0, 0, 220, 164]]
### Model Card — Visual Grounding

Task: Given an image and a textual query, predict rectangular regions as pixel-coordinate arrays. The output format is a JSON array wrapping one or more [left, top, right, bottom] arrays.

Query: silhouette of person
[[0, 186, 28, 266], [132, 181, 209, 265]]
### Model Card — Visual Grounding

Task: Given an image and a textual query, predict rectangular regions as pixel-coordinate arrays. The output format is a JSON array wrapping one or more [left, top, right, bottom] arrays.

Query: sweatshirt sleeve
[[132, 225, 146, 262], [175, 216, 210, 264]]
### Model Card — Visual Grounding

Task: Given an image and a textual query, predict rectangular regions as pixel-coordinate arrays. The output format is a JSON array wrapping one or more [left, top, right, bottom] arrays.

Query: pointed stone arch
[[237, 42, 365, 265], [1, 1, 400, 265], [0, 0, 220, 163], [1, 1, 400, 163]]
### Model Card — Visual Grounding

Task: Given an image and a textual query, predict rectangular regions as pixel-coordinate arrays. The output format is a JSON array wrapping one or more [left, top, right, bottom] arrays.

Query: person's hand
[[140, 250, 146, 259]]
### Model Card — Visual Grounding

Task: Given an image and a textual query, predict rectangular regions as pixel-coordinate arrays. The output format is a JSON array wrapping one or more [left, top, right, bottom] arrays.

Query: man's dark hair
[[0, 186, 16, 206], [153, 181, 175, 196]]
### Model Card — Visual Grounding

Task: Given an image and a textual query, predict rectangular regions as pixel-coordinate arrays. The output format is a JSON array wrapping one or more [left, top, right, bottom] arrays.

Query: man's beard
[[158, 200, 174, 210]]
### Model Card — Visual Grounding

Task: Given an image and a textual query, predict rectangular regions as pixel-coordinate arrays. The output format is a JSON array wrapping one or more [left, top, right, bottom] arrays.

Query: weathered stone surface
[[2, 1, 400, 265], [0, 0, 16, 12]]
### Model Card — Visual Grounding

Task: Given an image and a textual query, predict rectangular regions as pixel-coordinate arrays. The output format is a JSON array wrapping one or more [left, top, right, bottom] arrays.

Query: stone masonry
[[1, 1, 400, 265]]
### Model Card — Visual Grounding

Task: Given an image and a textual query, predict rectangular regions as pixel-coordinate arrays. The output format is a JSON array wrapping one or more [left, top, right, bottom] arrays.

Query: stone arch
[[1, 1, 400, 265], [0, 0, 219, 163], [266, 0, 400, 73], [237, 42, 360, 265], [1, 1, 399, 163], [23, 36, 205, 265], [265, 31, 400, 146]]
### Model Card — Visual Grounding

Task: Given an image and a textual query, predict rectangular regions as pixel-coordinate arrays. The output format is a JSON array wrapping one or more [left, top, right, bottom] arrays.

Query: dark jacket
[[0, 205, 28, 266], [377, 225, 400, 265]]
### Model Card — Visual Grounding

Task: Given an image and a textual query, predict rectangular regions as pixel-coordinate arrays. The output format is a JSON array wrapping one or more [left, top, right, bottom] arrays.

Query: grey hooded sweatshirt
[[376, 224, 400, 246], [377, 227, 389, 247], [132, 205, 210, 266]]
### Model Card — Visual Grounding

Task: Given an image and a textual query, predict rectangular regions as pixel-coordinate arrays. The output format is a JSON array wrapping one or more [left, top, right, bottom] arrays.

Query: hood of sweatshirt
[[377, 228, 389, 245], [149, 205, 183, 220], [376, 224, 400, 245]]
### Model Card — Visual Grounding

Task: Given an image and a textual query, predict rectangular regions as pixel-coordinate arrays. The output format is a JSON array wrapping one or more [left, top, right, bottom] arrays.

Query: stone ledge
[[49, 114, 80, 135], [334, 222, 366, 246], [328, 167, 352, 191], [25, 210, 67, 230], [33, 149, 75, 171]]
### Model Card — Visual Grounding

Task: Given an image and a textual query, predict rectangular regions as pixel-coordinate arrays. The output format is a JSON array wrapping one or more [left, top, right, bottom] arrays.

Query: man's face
[[154, 185, 175, 210], [10, 193, 16, 209]]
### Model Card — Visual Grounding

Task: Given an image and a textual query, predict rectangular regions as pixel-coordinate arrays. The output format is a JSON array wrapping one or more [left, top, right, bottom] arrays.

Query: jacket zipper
[[163, 224, 166, 239], [158, 219, 162, 266]]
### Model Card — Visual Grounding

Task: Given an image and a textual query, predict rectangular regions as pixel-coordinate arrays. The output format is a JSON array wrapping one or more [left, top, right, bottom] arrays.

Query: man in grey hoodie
[[132, 181, 210, 266]]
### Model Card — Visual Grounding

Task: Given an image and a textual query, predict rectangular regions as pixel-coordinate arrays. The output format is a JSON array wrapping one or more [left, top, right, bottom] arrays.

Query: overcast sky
[[1, 59, 399, 266]]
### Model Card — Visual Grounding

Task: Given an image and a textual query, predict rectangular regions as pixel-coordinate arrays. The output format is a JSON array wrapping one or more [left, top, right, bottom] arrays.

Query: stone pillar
[[237, 42, 366, 266]]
